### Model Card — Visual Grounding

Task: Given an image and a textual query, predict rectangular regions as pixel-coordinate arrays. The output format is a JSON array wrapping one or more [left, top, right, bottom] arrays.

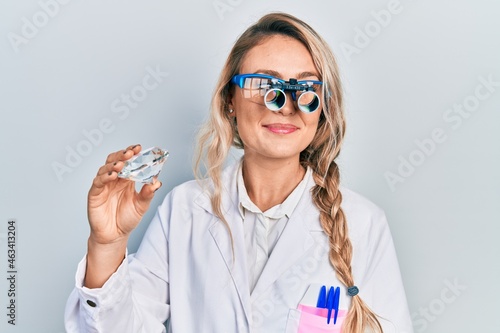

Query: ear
[[227, 92, 236, 117]]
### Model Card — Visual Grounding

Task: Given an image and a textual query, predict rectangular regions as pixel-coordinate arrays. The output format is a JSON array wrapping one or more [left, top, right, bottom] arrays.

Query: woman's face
[[230, 34, 322, 164]]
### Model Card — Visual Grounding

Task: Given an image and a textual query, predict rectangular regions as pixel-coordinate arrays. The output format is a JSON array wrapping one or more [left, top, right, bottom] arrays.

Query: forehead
[[239, 35, 319, 79]]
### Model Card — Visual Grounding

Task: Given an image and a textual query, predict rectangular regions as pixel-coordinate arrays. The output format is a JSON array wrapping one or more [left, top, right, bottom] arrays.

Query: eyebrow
[[253, 69, 320, 80]]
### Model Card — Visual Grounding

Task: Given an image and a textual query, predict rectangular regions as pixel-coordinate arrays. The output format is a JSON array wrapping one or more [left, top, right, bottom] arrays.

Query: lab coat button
[[86, 300, 97, 307]]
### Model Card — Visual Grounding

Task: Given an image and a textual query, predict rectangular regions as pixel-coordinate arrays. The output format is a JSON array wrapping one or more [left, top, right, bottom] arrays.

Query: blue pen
[[326, 286, 334, 324], [317, 285, 327, 308], [333, 286, 340, 324], [317, 285, 340, 325]]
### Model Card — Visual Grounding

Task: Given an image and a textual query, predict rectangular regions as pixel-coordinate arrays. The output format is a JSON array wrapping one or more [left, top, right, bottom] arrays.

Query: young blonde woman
[[65, 13, 413, 333]]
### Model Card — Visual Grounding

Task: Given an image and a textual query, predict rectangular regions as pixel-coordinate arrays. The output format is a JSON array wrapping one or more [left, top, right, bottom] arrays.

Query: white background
[[0, 0, 499, 332]]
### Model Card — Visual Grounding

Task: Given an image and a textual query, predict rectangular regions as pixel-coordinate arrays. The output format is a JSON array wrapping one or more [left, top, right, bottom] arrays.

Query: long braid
[[310, 163, 382, 332], [311, 164, 352, 286], [304, 123, 382, 332]]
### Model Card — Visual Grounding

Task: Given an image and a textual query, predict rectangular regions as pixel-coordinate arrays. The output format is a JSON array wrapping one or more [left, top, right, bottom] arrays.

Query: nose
[[277, 92, 297, 116]]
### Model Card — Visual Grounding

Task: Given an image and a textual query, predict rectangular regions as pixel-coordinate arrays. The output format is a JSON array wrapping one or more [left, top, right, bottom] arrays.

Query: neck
[[242, 155, 306, 212]]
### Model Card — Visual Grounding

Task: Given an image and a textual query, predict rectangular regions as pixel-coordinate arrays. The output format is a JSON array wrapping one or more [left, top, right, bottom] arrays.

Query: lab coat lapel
[[196, 163, 253, 327], [207, 212, 252, 326], [250, 187, 319, 302]]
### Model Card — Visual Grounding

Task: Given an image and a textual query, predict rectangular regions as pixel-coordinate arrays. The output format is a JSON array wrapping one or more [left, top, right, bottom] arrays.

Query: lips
[[263, 123, 299, 134]]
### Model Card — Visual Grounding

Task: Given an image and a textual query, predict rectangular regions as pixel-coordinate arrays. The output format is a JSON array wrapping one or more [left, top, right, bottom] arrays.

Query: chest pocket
[[285, 305, 347, 333]]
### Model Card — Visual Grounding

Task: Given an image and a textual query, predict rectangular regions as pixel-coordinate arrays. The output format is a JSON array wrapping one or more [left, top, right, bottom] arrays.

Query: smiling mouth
[[263, 123, 299, 134]]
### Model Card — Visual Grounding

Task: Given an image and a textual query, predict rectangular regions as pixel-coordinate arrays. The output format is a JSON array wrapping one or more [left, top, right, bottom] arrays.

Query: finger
[[89, 170, 120, 196], [135, 180, 163, 212], [96, 160, 127, 177], [129, 144, 142, 154], [105, 144, 142, 164]]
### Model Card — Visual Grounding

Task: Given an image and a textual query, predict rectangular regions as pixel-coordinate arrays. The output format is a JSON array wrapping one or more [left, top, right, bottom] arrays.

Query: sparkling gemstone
[[118, 147, 169, 183]]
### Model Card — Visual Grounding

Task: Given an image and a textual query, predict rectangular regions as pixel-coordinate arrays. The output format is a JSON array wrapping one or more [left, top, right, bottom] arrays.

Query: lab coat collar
[[194, 162, 323, 231], [236, 161, 313, 221]]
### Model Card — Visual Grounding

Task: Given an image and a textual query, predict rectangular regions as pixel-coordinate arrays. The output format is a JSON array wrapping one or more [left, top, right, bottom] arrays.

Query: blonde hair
[[194, 12, 382, 333]]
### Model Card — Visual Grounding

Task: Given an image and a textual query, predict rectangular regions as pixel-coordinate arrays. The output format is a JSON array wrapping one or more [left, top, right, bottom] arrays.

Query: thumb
[[135, 180, 163, 213]]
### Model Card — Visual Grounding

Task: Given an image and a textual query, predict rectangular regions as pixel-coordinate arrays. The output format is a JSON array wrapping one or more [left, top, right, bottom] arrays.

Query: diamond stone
[[118, 147, 169, 184]]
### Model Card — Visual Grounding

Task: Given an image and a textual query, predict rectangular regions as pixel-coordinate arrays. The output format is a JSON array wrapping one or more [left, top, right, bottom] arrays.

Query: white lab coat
[[65, 162, 413, 333]]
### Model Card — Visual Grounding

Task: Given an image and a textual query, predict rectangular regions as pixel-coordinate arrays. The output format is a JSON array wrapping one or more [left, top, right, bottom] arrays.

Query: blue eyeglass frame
[[231, 73, 323, 113]]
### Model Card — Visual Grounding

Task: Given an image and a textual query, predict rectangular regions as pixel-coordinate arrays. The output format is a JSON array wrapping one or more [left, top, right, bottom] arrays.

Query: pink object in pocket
[[297, 304, 347, 333]]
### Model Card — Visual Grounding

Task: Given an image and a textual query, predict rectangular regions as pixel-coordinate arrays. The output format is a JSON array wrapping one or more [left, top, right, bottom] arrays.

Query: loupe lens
[[264, 89, 286, 111], [298, 92, 320, 113]]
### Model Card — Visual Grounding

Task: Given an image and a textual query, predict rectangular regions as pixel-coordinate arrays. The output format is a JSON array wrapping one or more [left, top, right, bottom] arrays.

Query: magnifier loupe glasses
[[231, 74, 322, 113]]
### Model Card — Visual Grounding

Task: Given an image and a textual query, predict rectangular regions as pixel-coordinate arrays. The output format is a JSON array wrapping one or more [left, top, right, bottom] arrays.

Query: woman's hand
[[84, 144, 162, 288], [87, 144, 162, 245]]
